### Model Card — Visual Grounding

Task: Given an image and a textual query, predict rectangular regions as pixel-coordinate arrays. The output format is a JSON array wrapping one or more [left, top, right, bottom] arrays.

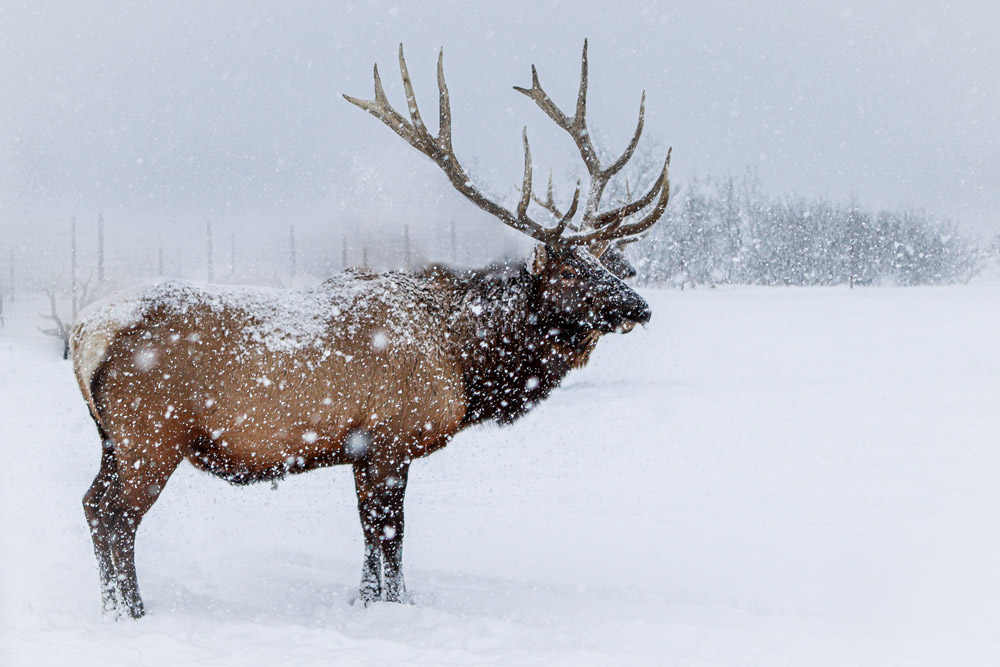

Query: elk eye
[[560, 268, 577, 280]]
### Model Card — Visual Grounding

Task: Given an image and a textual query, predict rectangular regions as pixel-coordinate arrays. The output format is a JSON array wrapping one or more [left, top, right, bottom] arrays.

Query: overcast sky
[[2, 0, 998, 237]]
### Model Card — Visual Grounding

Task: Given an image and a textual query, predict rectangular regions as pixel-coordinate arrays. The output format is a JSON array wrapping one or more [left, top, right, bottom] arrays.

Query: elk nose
[[622, 296, 651, 324]]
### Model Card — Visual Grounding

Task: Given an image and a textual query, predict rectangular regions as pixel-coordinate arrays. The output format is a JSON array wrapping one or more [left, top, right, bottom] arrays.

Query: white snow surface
[[2, 286, 999, 666]]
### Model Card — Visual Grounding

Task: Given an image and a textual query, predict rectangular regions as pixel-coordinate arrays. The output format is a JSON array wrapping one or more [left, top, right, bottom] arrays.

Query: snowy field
[[1, 286, 998, 666]]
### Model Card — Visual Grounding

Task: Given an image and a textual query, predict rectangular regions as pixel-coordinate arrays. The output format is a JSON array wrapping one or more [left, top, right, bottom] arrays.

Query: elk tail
[[69, 290, 145, 430]]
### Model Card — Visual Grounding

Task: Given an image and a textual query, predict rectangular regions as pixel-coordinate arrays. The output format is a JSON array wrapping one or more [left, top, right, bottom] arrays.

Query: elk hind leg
[[98, 440, 184, 619], [82, 436, 119, 613]]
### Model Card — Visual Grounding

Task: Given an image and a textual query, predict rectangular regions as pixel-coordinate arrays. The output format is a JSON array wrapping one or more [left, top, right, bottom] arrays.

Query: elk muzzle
[[612, 292, 651, 332], [589, 280, 651, 333]]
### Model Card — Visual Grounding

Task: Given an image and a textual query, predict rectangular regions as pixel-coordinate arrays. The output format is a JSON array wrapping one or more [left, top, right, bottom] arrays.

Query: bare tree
[[40, 273, 93, 359]]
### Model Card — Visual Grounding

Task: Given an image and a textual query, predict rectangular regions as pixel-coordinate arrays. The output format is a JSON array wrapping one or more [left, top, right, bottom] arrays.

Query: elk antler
[[344, 43, 669, 249]]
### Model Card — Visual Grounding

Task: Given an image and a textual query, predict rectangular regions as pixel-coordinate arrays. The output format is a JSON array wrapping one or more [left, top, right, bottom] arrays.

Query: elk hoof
[[354, 581, 381, 606], [112, 605, 145, 620], [121, 603, 145, 620], [381, 583, 412, 604], [100, 591, 118, 615]]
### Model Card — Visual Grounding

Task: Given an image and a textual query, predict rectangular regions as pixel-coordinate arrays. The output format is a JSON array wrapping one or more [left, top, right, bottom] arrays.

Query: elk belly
[[185, 424, 353, 484]]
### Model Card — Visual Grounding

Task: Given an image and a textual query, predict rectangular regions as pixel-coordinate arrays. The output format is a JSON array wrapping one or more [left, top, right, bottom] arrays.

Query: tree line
[[623, 172, 985, 287]]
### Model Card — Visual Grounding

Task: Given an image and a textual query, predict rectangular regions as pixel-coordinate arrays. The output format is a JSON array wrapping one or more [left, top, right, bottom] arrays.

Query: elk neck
[[443, 261, 598, 426]]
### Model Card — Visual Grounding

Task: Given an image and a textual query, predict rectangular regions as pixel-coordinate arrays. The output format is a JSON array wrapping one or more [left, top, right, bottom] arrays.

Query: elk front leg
[[353, 456, 411, 603]]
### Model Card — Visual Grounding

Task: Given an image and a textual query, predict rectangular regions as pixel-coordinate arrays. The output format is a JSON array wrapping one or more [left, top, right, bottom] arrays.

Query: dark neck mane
[[437, 261, 599, 426]]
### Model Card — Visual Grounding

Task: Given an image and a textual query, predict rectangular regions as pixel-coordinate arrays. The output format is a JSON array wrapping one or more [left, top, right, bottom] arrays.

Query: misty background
[[1, 1, 998, 298]]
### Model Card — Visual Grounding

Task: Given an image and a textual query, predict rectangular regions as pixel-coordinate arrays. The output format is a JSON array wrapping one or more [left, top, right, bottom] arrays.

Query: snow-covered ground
[[1, 286, 998, 666]]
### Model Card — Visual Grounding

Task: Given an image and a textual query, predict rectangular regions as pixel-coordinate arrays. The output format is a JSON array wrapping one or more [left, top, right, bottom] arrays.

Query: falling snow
[[1, 3, 998, 665]]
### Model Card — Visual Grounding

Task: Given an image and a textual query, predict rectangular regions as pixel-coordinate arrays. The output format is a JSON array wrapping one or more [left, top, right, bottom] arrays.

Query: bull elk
[[73, 41, 670, 617]]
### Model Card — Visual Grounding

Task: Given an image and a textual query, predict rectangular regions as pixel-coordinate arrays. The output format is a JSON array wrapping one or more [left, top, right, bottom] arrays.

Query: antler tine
[[552, 180, 581, 239], [372, 63, 389, 108], [516, 129, 534, 222], [436, 49, 451, 148], [603, 91, 646, 180], [575, 39, 589, 129], [530, 170, 565, 217], [397, 44, 430, 146], [570, 39, 600, 173]]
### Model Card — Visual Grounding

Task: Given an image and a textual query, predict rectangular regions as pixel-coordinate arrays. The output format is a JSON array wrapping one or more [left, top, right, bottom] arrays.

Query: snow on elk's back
[[70, 272, 453, 422], [138, 279, 364, 355], [79, 271, 444, 358]]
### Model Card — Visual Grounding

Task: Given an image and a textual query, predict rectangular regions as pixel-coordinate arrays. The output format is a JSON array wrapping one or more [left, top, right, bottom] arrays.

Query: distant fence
[[0, 210, 526, 302], [0, 210, 528, 348]]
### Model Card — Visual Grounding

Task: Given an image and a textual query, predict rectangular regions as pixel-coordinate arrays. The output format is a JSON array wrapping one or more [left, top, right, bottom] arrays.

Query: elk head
[[528, 244, 650, 335], [345, 40, 669, 335]]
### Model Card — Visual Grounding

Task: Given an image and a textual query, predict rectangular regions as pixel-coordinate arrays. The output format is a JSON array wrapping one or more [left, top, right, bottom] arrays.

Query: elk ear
[[528, 244, 549, 275], [589, 240, 610, 258]]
